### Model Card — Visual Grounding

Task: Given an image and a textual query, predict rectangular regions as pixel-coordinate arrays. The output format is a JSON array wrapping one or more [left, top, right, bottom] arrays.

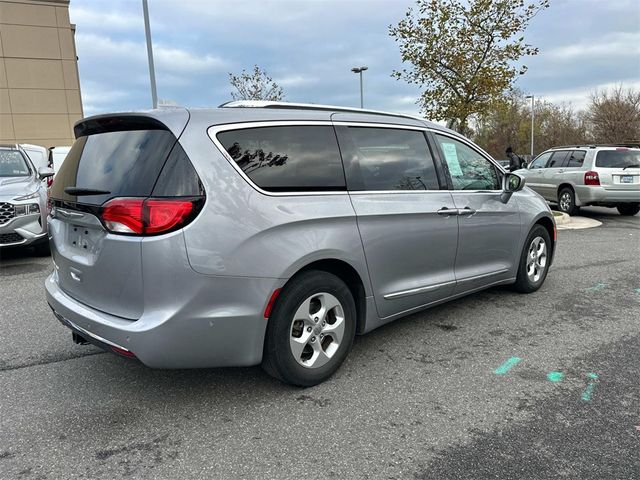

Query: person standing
[[505, 147, 524, 171]]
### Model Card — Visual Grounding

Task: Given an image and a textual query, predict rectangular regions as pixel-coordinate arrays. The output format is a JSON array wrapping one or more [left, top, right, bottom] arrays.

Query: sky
[[69, 0, 640, 118]]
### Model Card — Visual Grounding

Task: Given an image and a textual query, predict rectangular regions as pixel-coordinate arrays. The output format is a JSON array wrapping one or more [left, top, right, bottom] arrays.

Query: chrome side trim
[[384, 280, 456, 299], [457, 269, 510, 284]]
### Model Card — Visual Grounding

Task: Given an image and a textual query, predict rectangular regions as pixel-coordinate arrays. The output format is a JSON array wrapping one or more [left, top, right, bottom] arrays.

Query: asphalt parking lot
[[1, 207, 638, 479]]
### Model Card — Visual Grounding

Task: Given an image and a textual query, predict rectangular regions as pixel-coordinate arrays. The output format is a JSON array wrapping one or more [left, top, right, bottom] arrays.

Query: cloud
[[70, 0, 640, 119], [546, 32, 640, 61]]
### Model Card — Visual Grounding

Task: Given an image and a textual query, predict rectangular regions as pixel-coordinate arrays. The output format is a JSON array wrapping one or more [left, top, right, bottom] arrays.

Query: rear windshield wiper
[[622, 165, 640, 170], [64, 187, 111, 196]]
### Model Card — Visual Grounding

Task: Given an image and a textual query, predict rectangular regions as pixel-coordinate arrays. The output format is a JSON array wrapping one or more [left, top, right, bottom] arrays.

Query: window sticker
[[441, 142, 463, 176]]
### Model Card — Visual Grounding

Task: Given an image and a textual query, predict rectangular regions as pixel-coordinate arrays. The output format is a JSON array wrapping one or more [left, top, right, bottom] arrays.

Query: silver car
[[45, 102, 555, 386], [0, 144, 54, 253], [518, 144, 640, 216]]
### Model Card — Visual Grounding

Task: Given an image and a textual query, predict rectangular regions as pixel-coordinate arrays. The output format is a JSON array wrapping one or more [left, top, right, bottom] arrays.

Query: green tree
[[390, 0, 549, 132], [229, 65, 285, 101]]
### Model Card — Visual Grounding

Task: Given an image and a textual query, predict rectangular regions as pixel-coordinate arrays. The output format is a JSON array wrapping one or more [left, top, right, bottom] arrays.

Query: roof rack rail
[[553, 143, 640, 149], [218, 100, 426, 123]]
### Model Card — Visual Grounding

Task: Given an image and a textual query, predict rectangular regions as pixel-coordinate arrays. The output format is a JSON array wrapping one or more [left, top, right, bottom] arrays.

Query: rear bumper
[[45, 270, 283, 368], [575, 185, 640, 205]]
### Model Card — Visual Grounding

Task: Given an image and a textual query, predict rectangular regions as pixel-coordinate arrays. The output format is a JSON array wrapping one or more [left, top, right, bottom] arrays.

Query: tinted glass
[[547, 151, 569, 168], [152, 142, 204, 197], [50, 130, 177, 205], [217, 126, 345, 192], [0, 150, 30, 177], [341, 127, 439, 191], [566, 150, 586, 167], [434, 134, 500, 190], [529, 152, 552, 169], [595, 150, 640, 168]]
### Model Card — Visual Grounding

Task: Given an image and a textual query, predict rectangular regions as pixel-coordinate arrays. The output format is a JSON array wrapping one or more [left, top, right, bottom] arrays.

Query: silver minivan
[[46, 102, 555, 386]]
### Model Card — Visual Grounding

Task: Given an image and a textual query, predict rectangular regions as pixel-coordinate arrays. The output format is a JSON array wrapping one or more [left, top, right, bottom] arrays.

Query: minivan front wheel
[[513, 225, 551, 293], [262, 270, 356, 387]]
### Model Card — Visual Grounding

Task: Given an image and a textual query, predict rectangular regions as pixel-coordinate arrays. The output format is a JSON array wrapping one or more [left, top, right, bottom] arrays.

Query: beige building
[[0, 0, 82, 148]]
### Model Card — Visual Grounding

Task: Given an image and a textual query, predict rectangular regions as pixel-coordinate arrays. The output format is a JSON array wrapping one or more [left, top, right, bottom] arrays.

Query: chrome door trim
[[456, 268, 510, 284], [384, 280, 456, 300]]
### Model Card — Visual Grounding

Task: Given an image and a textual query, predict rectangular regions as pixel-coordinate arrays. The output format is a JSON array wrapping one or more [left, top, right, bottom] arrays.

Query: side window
[[547, 151, 570, 168], [566, 150, 586, 167], [339, 127, 440, 191], [216, 126, 345, 192], [529, 152, 552, 169], [434, 134, 500, 190]]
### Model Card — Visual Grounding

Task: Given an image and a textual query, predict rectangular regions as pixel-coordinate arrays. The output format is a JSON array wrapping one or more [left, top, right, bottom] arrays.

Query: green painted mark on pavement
[[547, 371, 564, 382], [581, 372, 599, 401], [586, 283, 607, 293], [494, 356, 522, 375], [634, 288, 640, 295]]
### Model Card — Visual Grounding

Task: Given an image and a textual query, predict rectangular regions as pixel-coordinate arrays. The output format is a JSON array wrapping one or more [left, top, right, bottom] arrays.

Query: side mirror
[[38, 167, 55, 180], [504, 173, 526, 193]]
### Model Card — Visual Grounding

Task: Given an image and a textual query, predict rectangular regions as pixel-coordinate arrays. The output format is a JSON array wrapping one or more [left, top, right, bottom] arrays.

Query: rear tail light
[[100, 197, 201, 235], [584, 171, 600, 186], [111, 346, 136, 358]]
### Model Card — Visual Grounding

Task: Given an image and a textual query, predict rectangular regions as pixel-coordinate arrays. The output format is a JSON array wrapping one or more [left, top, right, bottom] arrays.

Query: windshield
[[595, 150, 640, 168], [0, 150, 31, 177]]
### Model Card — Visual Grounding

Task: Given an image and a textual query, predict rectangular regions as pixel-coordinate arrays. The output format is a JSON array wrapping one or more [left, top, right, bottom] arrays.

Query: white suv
[[519, 144, 640, 216]]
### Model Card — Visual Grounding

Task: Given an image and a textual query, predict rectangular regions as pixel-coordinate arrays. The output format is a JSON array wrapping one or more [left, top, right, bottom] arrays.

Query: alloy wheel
[[526, 236, 547, 283], [289, 292, 345, 368]]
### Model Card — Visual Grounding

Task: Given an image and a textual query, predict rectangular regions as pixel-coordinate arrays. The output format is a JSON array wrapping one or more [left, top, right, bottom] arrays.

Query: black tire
[[617, 203, 640, 216], [262, 270, 356, 387], [512, 225, 552, 293], [557, 187, 578, 216], [32, 240, 50, 256]]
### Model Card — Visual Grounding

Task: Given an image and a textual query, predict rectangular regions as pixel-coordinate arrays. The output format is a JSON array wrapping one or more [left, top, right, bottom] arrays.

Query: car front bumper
[[45, 269, 282, 368], [0, 213, 48, 247]]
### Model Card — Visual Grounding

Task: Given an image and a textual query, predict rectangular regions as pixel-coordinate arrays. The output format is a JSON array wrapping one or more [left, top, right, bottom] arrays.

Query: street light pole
[[525, 94, 534, 158], [142, 0, 158, 109], [351, 66, 368, 108]]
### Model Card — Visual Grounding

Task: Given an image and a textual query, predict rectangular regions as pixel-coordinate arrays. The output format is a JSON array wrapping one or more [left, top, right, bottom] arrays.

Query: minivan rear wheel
[[557, 187, 578, 216], [512, 225, 551, 293], [617, 203, 640, 216], [262, 270, 356, 387]]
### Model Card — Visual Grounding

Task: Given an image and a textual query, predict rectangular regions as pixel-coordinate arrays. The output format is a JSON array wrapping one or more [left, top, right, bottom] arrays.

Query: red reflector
[[111, 346, 136, 358], [101, 198, 195, 235], [584, 171, 600, 186], [264, 288, 282, 319]]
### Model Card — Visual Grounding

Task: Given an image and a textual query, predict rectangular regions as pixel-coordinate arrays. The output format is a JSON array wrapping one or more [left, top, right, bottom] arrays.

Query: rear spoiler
[[73, 109, 190, 139]]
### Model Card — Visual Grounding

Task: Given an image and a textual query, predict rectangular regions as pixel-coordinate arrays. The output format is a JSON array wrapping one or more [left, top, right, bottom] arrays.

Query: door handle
[[458, 207, 477, 216], [555, 170, 565, 174], [436, 207, 457, 216]]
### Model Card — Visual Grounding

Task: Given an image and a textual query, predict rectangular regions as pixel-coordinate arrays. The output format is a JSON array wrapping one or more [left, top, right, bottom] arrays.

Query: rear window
[[595, 150, 640, 168], [50, 129, 180, 205], [216, 126, 345, 192], [0, 150, 31, 177]]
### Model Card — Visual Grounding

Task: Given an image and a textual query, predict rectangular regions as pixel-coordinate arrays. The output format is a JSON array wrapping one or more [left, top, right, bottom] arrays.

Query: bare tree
[[585, 85, 640, 143], [228, 65, 285, 101]]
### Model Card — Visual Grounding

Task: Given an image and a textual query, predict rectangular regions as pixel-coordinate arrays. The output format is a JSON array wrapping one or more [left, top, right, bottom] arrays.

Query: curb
[[552, 211, 570, 225], [556, 214, 602, 230]]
